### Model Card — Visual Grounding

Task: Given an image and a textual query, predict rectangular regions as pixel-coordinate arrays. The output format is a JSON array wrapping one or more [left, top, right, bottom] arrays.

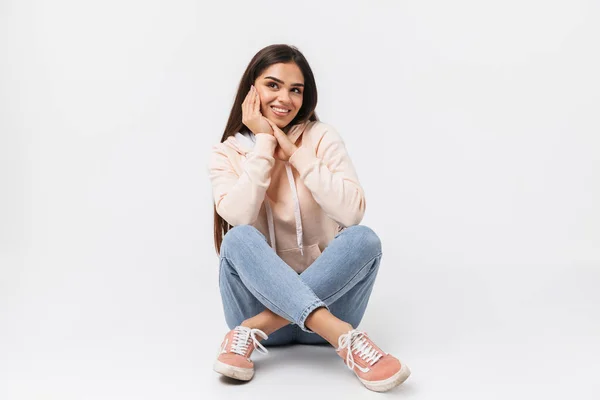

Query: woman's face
[[254, 62, 304, 129]]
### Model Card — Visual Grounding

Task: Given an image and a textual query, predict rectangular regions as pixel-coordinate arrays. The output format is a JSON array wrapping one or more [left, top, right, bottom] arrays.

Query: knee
[[343, 225, 382, 255], [224, 224, 258, 241], [221, 224, 261, 254]]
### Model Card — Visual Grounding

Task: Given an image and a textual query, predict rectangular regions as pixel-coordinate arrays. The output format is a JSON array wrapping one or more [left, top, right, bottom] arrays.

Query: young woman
[[208, 44, 410, 392]]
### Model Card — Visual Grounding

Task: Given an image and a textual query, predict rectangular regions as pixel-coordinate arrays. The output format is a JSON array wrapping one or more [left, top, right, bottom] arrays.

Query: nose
[[277, 91, 292, 106]]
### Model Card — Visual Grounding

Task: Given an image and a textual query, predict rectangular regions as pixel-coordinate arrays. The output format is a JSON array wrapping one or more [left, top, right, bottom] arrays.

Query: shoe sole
[[213, 359, 254, 381], [359, 362, 411, 392]]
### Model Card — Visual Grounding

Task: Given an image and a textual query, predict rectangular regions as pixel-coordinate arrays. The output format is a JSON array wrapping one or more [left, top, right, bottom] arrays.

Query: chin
[[270, 115, 292, 128]]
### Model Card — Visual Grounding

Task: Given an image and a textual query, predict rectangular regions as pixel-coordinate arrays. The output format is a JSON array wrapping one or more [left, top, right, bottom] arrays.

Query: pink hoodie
[[208, 120, 366, 273]]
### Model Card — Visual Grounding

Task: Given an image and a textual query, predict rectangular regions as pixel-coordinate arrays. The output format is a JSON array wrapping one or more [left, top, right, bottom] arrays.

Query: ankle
[[335, 323, 354, 344], [240, 319, 260, 330], [239, 319, 276, 337]]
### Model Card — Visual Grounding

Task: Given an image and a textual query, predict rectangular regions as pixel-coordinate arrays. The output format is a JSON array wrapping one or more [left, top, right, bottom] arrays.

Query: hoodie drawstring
[[285, 161, 304, 256], [264, 197, 277, 252], [238, 149, 304, 256]]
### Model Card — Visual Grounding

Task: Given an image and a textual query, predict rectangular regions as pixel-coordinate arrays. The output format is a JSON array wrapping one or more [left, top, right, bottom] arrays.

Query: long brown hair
[[213, 44, 319, 255]]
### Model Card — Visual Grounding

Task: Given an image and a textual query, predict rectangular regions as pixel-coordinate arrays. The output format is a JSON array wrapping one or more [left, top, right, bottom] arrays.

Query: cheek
[[293, 98, 303, 113], [257, 90, 273, 112], [259, 101, 268, 114]]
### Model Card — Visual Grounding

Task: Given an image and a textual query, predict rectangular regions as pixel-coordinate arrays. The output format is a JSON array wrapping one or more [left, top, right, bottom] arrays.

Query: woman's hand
[[265, 119, 299, 162], [241, 85, 273, 135]]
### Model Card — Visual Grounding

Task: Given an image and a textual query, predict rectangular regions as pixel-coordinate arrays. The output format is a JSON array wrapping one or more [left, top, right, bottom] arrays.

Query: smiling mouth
[[270, 106, 291, 116]]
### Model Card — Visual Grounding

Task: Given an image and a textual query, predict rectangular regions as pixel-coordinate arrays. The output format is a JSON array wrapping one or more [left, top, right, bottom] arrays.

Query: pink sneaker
[[336, 329, 411, 392], [213, 325, 269, 381]]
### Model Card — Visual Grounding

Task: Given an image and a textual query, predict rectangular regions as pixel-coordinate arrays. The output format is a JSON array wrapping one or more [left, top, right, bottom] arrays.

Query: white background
[[1, 0, 599, 399]]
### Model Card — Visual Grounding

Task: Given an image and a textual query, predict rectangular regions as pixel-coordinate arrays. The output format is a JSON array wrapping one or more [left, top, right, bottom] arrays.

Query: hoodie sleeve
[[208, 134, 278, 226], [288, 124, 366, 227]]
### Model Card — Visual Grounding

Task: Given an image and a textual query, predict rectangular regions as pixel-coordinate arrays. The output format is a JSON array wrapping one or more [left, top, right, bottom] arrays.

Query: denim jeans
[[218, 224, 382, 346]]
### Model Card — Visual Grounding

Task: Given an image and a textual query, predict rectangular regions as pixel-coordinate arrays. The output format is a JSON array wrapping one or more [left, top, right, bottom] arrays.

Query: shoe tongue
[[352, 332, 367, 346], [235, 328, 252, 346], [352, 334, 382, 362]]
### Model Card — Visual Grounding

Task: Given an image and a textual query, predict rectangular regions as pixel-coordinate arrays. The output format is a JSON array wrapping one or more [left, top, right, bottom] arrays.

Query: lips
[[270, 106, 291, 117]]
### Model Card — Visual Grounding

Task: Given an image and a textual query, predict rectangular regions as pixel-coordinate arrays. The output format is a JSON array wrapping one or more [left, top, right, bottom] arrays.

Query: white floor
[[2, 0, 599, 398], [1, 253, 598, 400]]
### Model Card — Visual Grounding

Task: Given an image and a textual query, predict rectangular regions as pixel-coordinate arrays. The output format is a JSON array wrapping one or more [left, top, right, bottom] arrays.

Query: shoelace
[[230, 326, 269, 356], [336, 329, 383, 373]]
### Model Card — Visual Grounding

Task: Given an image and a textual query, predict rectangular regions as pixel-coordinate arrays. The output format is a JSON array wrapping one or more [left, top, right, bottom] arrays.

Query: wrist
[[254, 133, 278, 154]]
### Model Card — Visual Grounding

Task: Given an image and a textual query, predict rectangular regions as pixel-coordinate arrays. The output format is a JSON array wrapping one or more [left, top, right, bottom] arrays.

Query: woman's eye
[[267, 82, 301, 94]]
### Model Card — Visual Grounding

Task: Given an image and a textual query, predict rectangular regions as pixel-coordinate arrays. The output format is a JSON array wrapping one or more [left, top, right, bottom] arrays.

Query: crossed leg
[[218, 224, 382, 347]]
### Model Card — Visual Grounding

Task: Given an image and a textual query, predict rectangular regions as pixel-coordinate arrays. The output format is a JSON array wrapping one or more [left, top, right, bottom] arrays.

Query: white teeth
[[271, 106, 290, 113]]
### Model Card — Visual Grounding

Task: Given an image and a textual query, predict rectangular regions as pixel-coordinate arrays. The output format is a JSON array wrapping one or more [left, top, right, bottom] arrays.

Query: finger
[[265, 118, 279, 131], [253, 86, 260, 115], [247, 86, 255, 116], [250, 86, 256, 115], [266, 120, 292, 152], [242, 88, 251, 117], [265, 119, 282, 138], [244, 86, 252, 107]]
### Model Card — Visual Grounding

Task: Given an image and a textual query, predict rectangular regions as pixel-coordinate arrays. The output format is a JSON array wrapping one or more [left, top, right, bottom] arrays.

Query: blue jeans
[[218, 224, 382, 346]]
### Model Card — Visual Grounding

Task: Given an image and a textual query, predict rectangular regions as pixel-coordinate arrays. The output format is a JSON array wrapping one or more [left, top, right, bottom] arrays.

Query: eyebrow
[[263, 76, 304, 87]]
